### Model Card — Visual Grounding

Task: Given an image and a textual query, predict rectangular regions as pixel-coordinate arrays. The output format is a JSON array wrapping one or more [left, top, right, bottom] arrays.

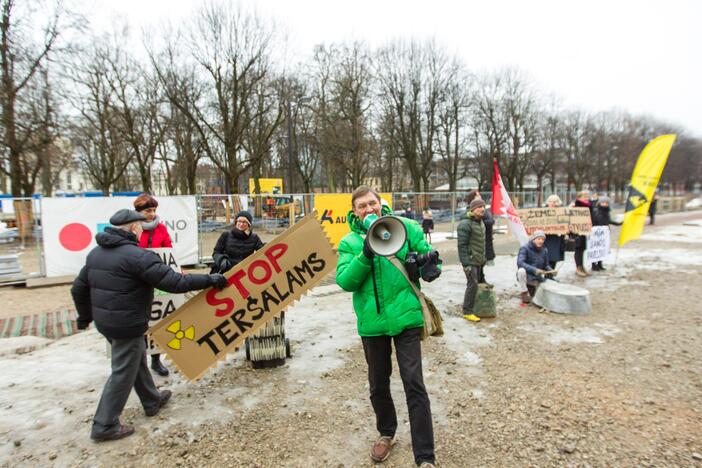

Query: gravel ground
[[120, 266, 701, 467], [2, 213, 702, 467]]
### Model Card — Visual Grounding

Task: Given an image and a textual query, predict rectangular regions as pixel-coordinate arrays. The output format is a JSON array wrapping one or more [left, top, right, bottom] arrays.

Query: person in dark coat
[[133, 193, 173, 377], [457, 198, 486, 323], [421, 208, 434, 243], [211, 211, 264, 273], [71, 209, 227, 442], [543, 194, 566, 270], [572, 190, 593, 277], [516, 231, 556, 303], [466, 190, 495, 275], [590, 196, 622, 271], [648, 191, 659, 225]]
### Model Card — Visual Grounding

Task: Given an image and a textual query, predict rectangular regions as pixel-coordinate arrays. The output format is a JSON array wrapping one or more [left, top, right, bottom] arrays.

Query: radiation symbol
[[625, 185, 648, 213], [166, 320, 195, 350]]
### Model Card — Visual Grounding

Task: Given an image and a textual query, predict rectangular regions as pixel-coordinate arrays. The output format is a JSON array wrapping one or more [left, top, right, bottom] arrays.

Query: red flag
[[491, 159, 528, 245]]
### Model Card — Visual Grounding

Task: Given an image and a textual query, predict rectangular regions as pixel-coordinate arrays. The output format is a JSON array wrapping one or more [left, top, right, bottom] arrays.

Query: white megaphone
[[363, 214, 407, 257]]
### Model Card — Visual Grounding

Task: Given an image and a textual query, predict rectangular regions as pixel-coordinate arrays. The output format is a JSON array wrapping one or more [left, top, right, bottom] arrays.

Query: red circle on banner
[[59, 223, 92, 251]]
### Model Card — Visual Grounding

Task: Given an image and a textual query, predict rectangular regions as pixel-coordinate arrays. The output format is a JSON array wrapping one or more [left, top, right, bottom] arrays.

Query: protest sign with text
[[587, 226, 611, 263], [517, 207, 592, 235], [148, 214, 337, 381]]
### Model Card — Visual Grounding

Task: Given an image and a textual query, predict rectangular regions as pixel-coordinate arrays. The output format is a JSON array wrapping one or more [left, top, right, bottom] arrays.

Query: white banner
[[146, 248, 186, 355], [587, 226, 611, 263], [42, 196, 198, 277]]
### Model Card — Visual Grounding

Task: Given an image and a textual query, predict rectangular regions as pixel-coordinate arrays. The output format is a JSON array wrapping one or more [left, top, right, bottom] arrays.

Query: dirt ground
[[1, 212, 701, 467]]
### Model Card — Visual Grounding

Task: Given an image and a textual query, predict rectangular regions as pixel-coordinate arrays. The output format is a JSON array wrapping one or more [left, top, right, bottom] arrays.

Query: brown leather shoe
[[370, 435, 396, 462], [91, 424, 134, 442], [575, 267, 588, 277], [520, 291, 531, 304]]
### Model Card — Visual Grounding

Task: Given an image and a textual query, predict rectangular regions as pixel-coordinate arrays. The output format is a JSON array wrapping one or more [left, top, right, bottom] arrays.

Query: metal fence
[[0, 190, 693, 283]]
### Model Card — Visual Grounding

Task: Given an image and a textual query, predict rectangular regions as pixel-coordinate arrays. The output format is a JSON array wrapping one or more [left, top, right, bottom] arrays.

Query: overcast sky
[[86, 0, 700, 137]]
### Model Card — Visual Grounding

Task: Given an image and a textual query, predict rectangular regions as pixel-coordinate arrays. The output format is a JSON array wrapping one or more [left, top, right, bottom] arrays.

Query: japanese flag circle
[[59, 223, 92, 251]]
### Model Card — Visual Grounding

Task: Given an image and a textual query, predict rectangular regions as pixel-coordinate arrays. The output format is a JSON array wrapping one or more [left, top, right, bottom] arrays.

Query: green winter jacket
[[336, 205, 434, 337], [457, 211, 486, 268]]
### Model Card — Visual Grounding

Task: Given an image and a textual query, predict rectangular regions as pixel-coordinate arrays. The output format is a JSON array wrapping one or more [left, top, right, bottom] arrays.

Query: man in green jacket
[[457, 198, 487, 322], [336, 186, 436, 468]]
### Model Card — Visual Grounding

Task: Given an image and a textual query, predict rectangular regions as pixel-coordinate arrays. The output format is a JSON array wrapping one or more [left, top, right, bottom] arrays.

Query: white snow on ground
[[426, 231, 455, 243], [638, 221, 702, 244], [1, 216, 701, 460]]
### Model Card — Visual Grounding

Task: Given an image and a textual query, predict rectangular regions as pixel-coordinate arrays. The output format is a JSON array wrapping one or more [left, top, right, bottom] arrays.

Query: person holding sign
[[336, 186, 437, 468], [572, 191, 593, 277], [134, 193, 173, 377], [543, 194, 566, 270], [517, 231, 556, 304], [590, 196, 621, 271], [71, 209, 227, 442]]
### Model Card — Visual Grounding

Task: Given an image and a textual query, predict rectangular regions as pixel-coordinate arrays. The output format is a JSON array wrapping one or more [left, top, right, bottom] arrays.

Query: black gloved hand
[[76, 320, 90, 330], [218, 256, 232, 274], [362, 236, 375, 260], [209, 273, 228, 289]]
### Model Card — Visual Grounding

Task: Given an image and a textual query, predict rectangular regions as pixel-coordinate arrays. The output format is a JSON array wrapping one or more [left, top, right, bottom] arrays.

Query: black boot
[[151, 355, 169, 377]]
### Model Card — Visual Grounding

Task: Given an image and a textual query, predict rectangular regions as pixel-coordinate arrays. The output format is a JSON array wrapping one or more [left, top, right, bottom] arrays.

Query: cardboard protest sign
[[148, 214, 337, 381], [587, 226, 611, 263], [147, 248, 186, 355], [517, 207, 592, 235]]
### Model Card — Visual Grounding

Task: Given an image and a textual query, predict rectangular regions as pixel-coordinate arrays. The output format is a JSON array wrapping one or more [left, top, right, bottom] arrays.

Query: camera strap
[[387, 256, 442, 339]]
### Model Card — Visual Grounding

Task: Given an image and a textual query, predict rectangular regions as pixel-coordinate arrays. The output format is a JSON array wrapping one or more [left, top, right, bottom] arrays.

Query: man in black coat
[[71, 209, 227, 442]]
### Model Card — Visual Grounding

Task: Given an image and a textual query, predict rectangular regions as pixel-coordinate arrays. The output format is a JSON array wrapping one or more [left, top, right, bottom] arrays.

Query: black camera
[[405, 250, 442, 283]]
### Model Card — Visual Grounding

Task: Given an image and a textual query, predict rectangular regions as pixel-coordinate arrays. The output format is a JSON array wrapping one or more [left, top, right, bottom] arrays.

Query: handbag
[[388, 257, 444, 340]]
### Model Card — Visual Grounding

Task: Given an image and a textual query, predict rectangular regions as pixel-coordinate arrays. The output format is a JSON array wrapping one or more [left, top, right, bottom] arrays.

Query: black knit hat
[[235, 211, 253, 226]]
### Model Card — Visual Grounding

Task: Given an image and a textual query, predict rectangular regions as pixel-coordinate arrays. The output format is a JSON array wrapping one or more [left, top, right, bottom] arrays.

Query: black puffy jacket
[[592, 205, 622, 226], [71, 227, 212, 339], [211, 228, 264, 273]]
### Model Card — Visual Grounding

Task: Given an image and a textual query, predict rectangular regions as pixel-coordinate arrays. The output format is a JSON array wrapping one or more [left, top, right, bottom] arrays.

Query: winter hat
[[530, 230, 546, 241], [110, 209, 146, 226], [133, 193, 158, 212], [469, 199, 486, 211], [598, 196, 611, 205], [235, 211, 253, 226]]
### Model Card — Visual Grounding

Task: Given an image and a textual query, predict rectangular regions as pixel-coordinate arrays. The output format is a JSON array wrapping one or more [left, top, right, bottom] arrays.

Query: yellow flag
[[619, 134, 676, 246]]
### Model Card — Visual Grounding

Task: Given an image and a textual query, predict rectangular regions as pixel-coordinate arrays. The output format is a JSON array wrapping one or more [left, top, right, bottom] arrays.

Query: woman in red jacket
[[134, 193, 173, 376]]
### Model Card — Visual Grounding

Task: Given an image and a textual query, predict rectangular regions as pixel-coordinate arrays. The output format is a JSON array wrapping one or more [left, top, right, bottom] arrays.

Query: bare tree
[[69, 38, 132, 195], [177, 2, 277, 192], [0, 0, 66, 195], [375, 40, 450, 192], [107, 40, 168, 193], [242, 75, 284, 194], [436, 62, 472, 191]]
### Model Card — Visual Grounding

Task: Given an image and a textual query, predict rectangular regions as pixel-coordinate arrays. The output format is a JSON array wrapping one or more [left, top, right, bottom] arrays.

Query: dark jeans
[[463, 266, 482, 314], [92, 336, 161, 437], [361, 327, 435, 465], [574, 248, 585, 268]]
